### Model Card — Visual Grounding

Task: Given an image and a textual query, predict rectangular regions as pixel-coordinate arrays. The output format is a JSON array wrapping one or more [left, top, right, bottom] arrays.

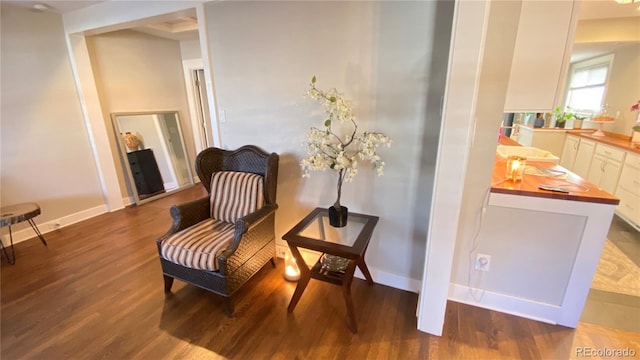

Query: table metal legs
[[1, 221, 47, 265], [0, 226, 16, 265], [27, 219, 48, 247]]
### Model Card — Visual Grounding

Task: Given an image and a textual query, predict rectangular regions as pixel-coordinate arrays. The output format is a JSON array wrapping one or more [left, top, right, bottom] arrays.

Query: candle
[[284, 252, 300, 281], [285, 265, 300, 281], [506, 155, 526, 181]]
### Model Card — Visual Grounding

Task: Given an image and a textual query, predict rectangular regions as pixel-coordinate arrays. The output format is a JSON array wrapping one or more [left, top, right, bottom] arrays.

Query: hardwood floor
[[2, 185, 639, 359], [581, 215, 640, 333]]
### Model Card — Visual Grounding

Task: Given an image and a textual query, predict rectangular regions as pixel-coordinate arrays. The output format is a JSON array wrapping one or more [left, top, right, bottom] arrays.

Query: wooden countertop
[[567, 130, 640, 154], [518, 125, 568, 132], [493, 137, 619, 205]]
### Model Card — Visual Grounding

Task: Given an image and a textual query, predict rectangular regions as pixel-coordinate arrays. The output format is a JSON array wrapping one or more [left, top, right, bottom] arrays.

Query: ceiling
[[572, 1, 640, 63], [4, 0, 105, 14], [5, 0, 637, 50], [578, 0, 640, 20], [4, 0, 199, 41]]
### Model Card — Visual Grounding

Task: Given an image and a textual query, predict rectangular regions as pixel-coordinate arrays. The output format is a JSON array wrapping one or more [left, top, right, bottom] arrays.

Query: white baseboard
[[164, 181, 178, 190], [448, 283, 559, 325], [122, 196, 135, 207], [1, 205, 108, 245], [275, 244, 421, 293], [614, 211, 640, 232]]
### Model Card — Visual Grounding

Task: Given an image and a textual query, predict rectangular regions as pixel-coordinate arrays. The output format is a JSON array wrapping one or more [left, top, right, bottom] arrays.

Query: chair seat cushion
[[160, 218, 235, 271]]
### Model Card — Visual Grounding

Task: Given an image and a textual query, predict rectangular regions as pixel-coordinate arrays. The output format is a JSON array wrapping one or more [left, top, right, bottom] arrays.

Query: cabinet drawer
[[594, 143, 625, 162], [624, 151, 640, 170], [615, 187, 640, 226], [617, 163, 640, 195]]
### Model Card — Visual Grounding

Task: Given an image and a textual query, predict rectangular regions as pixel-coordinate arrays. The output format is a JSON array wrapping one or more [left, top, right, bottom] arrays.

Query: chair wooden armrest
[[163, 196, 210, 236], [233, 204, 278, 235]]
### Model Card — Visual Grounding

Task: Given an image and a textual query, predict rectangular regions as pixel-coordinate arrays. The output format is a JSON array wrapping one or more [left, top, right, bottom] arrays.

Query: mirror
[[112, 111, 194, 204]]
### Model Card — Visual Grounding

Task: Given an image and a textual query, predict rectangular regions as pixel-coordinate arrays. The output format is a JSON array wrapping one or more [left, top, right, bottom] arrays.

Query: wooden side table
[[283, 207, 378, 333], [1, 203, 48, 265]]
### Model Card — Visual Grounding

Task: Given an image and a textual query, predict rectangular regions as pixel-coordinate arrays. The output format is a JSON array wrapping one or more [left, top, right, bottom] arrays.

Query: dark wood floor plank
[[2, 185, 639, 359]]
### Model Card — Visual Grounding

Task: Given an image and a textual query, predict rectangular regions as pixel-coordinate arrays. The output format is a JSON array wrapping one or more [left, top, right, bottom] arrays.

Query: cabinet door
[[573, 139, 595, 179], [616, 187, 640, 226], [531, 131, 566, 157], [517, 127, 533, 146], [600, 160, 623, 195], [504, 0, 577, 112], [560, 135, 579, 170], [587, 154, 606, 186]]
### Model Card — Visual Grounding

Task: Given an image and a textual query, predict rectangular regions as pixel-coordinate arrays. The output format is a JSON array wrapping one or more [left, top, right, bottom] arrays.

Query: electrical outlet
[[219, 109, 226, 123], [276, 246, 287, 259], [475, 254, 491, 272]]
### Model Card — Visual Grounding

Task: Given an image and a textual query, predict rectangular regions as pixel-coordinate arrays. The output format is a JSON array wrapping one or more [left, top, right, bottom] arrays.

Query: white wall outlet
[[475, 254, 491, 272], [219, 109, 226, 123], [275, 245, 287, 259]]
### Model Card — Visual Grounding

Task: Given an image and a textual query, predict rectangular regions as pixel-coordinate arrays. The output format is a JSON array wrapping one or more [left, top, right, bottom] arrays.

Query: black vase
[[328, 205, 348, 227]]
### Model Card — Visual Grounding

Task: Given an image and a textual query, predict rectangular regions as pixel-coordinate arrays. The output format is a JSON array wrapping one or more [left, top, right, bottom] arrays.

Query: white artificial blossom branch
[[300, 76, 391, 208]]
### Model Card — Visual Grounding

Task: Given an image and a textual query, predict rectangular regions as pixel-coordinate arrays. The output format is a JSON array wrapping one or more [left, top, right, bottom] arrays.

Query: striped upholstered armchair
[[156, 145, 279, 314]]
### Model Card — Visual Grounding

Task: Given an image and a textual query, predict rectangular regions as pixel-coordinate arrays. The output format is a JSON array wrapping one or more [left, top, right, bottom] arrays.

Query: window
[[565, 54, 614, 116]]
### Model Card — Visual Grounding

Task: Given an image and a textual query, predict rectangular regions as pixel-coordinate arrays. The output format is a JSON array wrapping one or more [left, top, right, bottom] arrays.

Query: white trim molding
[[449, 283, 559, 325], [1, 205, 108, 245], [182, 59, 208, 153]]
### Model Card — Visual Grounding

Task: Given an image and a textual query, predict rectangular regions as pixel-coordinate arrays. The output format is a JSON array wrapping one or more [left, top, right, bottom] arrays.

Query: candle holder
[[284, 250, 300, 282], [505, 155, 526, 182]]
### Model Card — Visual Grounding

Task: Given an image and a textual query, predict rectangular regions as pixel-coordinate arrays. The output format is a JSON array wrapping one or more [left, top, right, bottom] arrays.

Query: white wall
[[574, 16, 640, 44], [180, 39, 202, 61], [205, 1, 450, 285], [0, 3, 105, 234], [449, 0, 523, 290], [571, 15, 640, 135], [601, 44, 640, 135], [86, 30, 196, 199]]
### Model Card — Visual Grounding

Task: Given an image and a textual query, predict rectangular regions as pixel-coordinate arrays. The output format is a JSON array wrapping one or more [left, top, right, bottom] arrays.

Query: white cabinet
[[615, 152, 640, 228], [587, 143, 625, 195], [515, 126, 566, 156], [560, 134, 580, 170], [573, 139, 596, 179], [516, 126, 534, 147], [504, 0, 578, 112]]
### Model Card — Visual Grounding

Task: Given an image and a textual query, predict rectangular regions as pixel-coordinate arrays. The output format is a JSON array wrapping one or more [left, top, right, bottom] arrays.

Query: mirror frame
[[111, 110, 194, 205]]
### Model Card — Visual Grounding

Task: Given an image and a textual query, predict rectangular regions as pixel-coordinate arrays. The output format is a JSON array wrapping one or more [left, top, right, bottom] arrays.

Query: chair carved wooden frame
[[156, 145, 279, 314]]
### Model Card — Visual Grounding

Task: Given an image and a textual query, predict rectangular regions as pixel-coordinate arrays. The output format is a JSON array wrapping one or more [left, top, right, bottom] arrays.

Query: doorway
[[183, 60, 213, 154]]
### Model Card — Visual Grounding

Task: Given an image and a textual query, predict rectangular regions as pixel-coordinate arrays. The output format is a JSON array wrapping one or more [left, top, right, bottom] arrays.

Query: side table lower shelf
[[310, 259, 347, 286]]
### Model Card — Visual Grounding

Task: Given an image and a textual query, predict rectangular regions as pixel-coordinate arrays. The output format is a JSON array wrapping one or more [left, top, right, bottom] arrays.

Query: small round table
[[1, 203, 48, 265]]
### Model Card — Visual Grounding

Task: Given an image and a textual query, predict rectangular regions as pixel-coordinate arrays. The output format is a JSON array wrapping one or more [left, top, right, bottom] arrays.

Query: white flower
[[301, 76, 391, 203]]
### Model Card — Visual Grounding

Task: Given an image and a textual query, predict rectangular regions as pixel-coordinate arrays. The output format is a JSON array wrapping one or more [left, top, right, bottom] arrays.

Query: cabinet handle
[[573, 143, 578, 150], [601, 162, 605, 172]]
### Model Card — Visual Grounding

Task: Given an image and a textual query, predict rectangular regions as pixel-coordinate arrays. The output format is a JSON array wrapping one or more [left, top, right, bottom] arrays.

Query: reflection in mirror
[[112, 111, 194, 204]]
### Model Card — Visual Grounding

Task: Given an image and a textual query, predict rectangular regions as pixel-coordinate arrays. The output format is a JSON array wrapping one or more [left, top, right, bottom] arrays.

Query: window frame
[[564, 54, 615, 118]]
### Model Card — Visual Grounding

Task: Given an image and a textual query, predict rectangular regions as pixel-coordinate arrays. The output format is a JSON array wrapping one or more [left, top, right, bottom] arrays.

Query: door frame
[[63, 2, 218, 210], [182, 59, 210, 154]]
